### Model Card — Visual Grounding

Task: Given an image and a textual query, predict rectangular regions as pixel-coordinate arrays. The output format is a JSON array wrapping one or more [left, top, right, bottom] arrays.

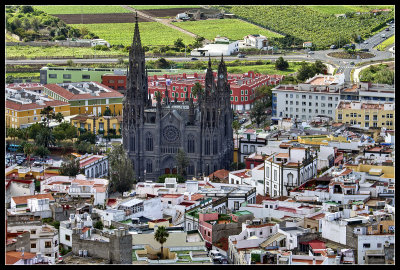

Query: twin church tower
[[122, 15, 234, 181]]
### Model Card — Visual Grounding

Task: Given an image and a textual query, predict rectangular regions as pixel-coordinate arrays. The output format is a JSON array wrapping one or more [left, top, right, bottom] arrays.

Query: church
[[122, 15, 234, 181]]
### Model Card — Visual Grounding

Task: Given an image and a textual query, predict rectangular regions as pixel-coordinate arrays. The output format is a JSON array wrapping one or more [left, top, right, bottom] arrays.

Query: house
[[239, 34, 268, 50], [6, 251, 42, 265], [40, 174, 109, 205], [208, 169, 230, 183], [239, 129, 268, 163], [71, 114, 122, 137], [303, 42, 313, 48], [90, 38, 110, 48], [7, 223, 59, 264], [59, 212, 93, 249], [5, 179, 35, 205], [77, 153, 109, 178], [10, 193, 55, 217], [191, 39, 239, 56]]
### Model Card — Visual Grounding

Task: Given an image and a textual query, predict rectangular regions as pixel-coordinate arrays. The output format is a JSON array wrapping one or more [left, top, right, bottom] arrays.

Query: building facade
[[123, 16, 234, 181], [71, 114, 122, 136]]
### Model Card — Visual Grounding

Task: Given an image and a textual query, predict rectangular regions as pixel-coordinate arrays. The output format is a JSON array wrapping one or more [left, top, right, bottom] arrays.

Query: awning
[[260, 233, 286, 248]]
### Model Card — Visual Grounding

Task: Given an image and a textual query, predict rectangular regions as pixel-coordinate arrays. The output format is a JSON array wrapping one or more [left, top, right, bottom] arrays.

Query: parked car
[[360, 48, 369, 52], [191, 57, 198, 61], [363, 40, 369, 44], [308, 51, 314, 54], [238, 53, 246, 58], [209, 250, 222, 260], [330, 45, 337, 49], [386, 27, 390, 31], [381, 34, 386, 38], [239, 118, 247, 124]]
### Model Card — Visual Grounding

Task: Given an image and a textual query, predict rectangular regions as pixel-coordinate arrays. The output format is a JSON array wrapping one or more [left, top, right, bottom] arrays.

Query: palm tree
[[54, 112, 64, 123], [154, 226, 169, 259], [23, 143, 35, 169], [40, 106, 55, 127], [232, 120, 240, 170]]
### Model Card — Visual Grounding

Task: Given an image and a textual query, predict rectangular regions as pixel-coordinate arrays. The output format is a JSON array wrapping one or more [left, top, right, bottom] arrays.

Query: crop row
[[33, 5, 131, 14], [226, 5, 394, 48], [129, 5, 201, 10], [171, 19, 283, 41], [307, 5, 395, 15], [70, 22, 195, 46]]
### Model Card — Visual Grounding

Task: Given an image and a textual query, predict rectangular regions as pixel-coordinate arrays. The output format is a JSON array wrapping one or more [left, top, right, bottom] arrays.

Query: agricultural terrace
[[171, 19, 283, 41], [226, 5, 394, 48], [70, 22, 195, 46], [33, 5, 131, 14], [129, 5, 201, 10], [307, 5, 395, 15]]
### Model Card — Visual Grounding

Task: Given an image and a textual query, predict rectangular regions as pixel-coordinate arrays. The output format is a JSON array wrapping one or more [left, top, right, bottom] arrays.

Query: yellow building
[[335, 101, 395, 129], [6, 99, 70, 129], [297, 134, 348, 145], [43, 82, 123, 116], [70, 114, 122, 136]]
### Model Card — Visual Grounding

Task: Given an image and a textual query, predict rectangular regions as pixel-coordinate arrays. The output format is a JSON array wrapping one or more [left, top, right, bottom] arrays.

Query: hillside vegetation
[[224, 5, 394, 49]]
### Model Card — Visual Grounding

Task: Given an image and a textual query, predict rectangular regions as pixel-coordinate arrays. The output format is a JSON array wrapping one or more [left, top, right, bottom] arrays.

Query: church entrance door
[[172, 168, 177, 174], [165, 168, 170, 174]]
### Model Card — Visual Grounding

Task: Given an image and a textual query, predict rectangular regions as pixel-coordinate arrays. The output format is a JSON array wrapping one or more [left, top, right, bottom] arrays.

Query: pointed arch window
[[146, 160, 153, 173], [205, 137, 210, 155], [187, 134, 195, 153], [145, 132, 153, 152], [213, 139, 218, 155], [287, 173, 293, 186], [130, 136, 135, 151]]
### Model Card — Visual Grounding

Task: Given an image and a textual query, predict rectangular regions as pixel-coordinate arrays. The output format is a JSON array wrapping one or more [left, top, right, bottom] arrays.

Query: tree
[[297, 62, 316, 82], [35, 127, 55, 148], [174, 38, 185, 49], [154, 226, 169, 259], [28, 123, 44, 141], [34, 145, 50, 158], [375, 69, 394, 85], [59, 155, 81, 177], [275, 57, 289, 71], [21, 5, 34, 13], [103, 107, 112, 116], [254, 85, 273, 106], [77, 131, 96, 144], [108, 144, 135, 193], [40, 106, 55, 127], [191, 82, 203, 99], [94, 221, 104, 230], [6, 128, 18, 147], [23, 143, 35, 169], [74, 141, 91, 154], [154, 58, 170, 69], [314, 60, 327, 75], [16, 127, 30, 142], [250, 100, 267, 128], [175, 148, 189, 177], [232, 120, 240, 170]]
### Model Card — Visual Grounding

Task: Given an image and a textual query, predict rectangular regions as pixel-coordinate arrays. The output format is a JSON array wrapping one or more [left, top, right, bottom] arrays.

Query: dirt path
[[120, 5, 205, 42]]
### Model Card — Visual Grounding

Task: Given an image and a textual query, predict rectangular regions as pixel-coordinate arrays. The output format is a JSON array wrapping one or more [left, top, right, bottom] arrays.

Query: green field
[[33, 5, 131, 14], [71, 22, 195, 46], [6, 45, 127, 58], [130, 5, 201, 10], [227, 5, 394, 48], [227, 62, 303, 76], [374, 35, 395, 50], [308, 5, 394, 15], [172, 19, 283, 41], [6, 72, 40, 78]]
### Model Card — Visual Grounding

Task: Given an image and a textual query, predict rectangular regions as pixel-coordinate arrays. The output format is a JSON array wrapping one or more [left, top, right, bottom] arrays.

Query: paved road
[[357, 22, 395, 50]]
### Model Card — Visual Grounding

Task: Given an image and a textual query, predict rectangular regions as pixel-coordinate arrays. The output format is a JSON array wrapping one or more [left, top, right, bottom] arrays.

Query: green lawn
[[172, 19, 283, 41], [227, 62, 302, 76], [33, 5, 132, 14], [374, 35, 395, 50], [130, 5, 201, 10], [71, 22, 195, 46], [308, 5, 394, 15], [6, 45, 126, 58]]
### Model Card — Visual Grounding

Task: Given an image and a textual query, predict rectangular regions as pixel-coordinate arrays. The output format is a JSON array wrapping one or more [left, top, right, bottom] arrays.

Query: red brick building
[[101, 71, 284, 111]]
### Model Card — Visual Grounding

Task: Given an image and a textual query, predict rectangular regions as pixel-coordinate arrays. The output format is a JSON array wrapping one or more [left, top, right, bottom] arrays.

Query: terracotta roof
[[44, 84, 75, 99], [80, 156, 102, 167], [44, 83, 123, 100], [184, 193, 204, 201], [82, 227, 90, 233], [6, 251, 36, 264], [151, 219, 168, 223], [339, 168, 353, 176], [275, 206, 296, 213], [208, 169, 230, 180], [308, 240, 326, 250], [11, 193, 55, 205], [256, 194, 270, 204], [162, 194, 183, 198], [309, 213, 325, 220], [275, 153, 289, 158], [6, 99, 69, 111]]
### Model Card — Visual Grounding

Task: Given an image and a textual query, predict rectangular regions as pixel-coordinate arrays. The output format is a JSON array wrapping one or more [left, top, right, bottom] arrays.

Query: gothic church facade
[[122, 16, 233, 181]]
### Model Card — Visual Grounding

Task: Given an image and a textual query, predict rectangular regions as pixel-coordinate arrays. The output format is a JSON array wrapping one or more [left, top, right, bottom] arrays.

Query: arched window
[[91, 168, 94, 178], [99, 164, 102, 175], [103, 162, 107, 173], [130, 136, 135, 151], [287, 173, 293, 186], [145, 132, 153, 152], [188, 163, 194, 175], [205, 137, 210, 155], [146, 160, 153, 173], [95, 166, 98, 177], [187, 134, 195, 153], [213, 139, 218, 155]]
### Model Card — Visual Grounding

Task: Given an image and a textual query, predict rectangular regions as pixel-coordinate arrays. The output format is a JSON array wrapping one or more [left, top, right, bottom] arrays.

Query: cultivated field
[[226, 5, 394, 48], [171, 19, 283, 41], [129, 5, 201, 10], [139, 8, 199, 18], [33, 5, 131, 14], [226, 62, 303, 76], [71, 22, 195, 46], [307, 5, 395, 15], [52, 13, 154, 24]]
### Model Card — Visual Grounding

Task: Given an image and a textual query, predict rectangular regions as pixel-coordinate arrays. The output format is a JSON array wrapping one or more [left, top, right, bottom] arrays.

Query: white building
[[10, 194, 55, 218], [59, 212, 93, 248], [40, 174, 109, 205], [272, 74, 345, 121], [239, 34, 268, 50], [117, 197, 163, 221], [357, 234, 394, 264], [7, 224, 59, 264], [90, 39, 110, 48], [6, 179, 35, 205], [317, 145, 335, 170], [191, 39, 239, 56], [78, 154, 108, 179], [264, 147, 318, 197]]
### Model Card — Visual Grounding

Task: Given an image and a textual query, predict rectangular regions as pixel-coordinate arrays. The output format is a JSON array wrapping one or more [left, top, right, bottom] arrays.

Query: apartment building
[[43, 81, 123, 116], [335, 100, 395, 129], [5, 87, 70, 128], [340, 82, 394, 102], [272, 74, 344, 120]]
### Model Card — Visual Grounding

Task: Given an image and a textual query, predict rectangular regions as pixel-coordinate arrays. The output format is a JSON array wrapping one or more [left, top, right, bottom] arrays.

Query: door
[[165, 168, 170, 174]]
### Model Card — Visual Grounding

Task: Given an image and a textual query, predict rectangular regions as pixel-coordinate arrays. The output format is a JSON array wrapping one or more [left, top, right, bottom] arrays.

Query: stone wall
[[212, 223, 243, 245]]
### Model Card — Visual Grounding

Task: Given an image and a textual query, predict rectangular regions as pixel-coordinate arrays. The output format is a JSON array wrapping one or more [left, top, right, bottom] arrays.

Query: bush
[[53, 35, 66, 41], [94, 221, 104, 230], [158, 174, 185, 183], [92, 45, 110, 51]]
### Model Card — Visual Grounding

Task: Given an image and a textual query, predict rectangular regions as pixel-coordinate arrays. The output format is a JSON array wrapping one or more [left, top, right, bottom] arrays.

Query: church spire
[[132, 13, 142, 51]]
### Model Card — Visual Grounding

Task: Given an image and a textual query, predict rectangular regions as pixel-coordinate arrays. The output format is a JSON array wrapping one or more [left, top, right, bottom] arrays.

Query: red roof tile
[[6, 251, 36, 264], [12, 193, 55, 205], [6, 99, 69, 111]]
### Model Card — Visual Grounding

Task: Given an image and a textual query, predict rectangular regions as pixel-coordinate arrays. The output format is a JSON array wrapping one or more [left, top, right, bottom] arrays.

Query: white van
[[209, 250, 222, 260]]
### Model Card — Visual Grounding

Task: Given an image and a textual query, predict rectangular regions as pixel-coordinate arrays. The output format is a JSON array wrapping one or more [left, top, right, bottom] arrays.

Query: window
[[302, 95, 306, 99], [335, 97, 338, 101], [99, 122, 104, 131], [231, 96, 233, 101], [338, 114, 342, 120], [108, 80, 115, 83], [172, 92, 175, 97], [290, 101, 293, 105], [266, 166, 269, 178], [328, 96, 332, 101], [290, 94, 293, 98], [365, 122, 369, 128], [181, 93, 184, 98], [63, 74, 71, 79], [65, 235, 70, 241], [49, 74, 57, 78], [146, 160, 153, 173], [365, 115, 369, 120], [235, 96, 238, 101], [117, 80, 124, 84], [45, 241, 52, 248], [321, 96, 326, 100], [234, 201, 239, 210], [245, 96, 248, 101], [205, 139, 210, 155], [243, 145, 248, 153], [245, 90, 248, 95], [145, 133, 153, 151], [31, 230, 36, 235], [363, 243, 370, 248], [274, 170, 277, 181], [315, 96, 318, 100], [296, 101, 299, 105], [31, 243, 36, 249], [82, 75, 90, 79], [328, 110, 332, 114], [241, 97, 244, 101], [309, 95, 312, 99], [373, 115, 378, 121], [296, 95, 299, 98], [250, 231, 255, 236], [213, 139, 218, 155], [377, 243, 382, 248], [286, 101, 288, 104], [173, 86, 175, 91], [309, 102, 312, 106]]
